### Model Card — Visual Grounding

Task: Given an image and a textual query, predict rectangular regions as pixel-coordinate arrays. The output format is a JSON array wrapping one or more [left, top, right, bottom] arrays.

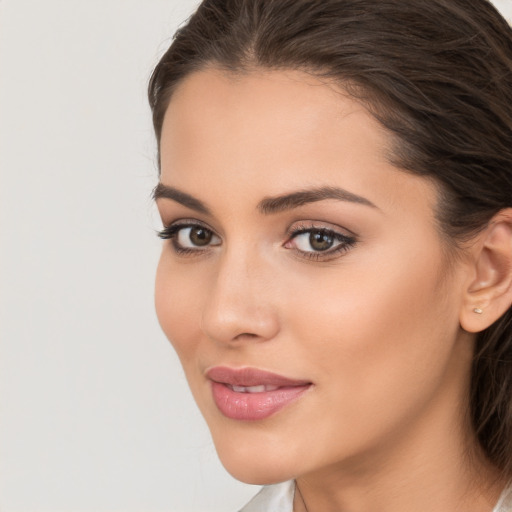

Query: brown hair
[[148, 0, 512, 475]]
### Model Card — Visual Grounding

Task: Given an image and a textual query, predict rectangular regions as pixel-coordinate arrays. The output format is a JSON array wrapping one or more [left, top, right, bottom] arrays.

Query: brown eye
[[309, 230, 334, 251], [175, 225, 221, 249], [285, 226, 356, 260], [189, 227, 213, 246]]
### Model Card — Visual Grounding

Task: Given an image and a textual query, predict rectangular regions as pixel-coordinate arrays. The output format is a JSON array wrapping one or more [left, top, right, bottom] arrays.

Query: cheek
[[154, 252, 204, 363], [285, 236, 460, 422]]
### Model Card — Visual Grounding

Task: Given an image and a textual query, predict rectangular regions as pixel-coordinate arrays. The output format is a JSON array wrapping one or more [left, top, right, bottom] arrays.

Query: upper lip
[[206, 366, 311, 387]]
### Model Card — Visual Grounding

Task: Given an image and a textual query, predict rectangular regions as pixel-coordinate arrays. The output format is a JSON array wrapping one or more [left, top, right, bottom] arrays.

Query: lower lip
[[211, 382, 311, 421]]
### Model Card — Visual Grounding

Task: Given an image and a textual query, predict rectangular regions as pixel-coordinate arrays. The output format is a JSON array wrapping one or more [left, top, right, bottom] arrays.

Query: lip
[[206, 366, 312, 421]]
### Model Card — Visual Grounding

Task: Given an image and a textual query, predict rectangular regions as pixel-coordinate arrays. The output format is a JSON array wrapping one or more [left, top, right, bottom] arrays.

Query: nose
[[200, 248, 280, 345]]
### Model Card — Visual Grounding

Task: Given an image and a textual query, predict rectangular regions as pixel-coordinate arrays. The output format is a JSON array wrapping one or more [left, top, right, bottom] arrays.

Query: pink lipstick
[[206, 367, 312, 421]]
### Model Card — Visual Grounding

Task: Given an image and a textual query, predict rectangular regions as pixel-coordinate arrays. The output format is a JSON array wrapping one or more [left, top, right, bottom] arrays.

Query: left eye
[[288, 229, 353, 253]]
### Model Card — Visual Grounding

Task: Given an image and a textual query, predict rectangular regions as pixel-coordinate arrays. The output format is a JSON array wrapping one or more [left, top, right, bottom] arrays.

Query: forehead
[[159, 68, 437, 218], [161, 68, 380, 144]]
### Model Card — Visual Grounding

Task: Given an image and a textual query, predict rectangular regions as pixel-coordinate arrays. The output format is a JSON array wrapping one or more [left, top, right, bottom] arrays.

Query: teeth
[[230, 384, 279, 393]]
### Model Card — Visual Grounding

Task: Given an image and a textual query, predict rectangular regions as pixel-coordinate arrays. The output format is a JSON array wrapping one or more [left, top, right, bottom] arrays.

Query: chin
[[211, 431, 299, 485], [221, 456, 295, 486]]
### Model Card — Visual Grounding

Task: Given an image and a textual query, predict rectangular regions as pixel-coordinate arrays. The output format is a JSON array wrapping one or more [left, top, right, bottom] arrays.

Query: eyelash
[[285, 223, 357, 261], [157, 220, 218, 256], [157, 221, 357, 261]]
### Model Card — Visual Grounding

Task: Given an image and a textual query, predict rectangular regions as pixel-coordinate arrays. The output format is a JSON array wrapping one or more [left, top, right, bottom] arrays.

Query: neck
[[293, 362, 505, 512], [294, 435, 504, 512]]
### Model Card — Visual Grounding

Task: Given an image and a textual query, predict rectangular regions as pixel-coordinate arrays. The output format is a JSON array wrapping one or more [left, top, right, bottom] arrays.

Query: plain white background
[[1, 1, 511, 511]]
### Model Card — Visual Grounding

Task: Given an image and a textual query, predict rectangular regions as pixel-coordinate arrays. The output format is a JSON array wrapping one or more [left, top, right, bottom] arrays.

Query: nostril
[[233, 332, 260, 341]]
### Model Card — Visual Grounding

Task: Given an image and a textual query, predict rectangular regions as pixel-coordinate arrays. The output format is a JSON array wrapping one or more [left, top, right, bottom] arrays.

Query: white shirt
[[239, 480, 512, 512]]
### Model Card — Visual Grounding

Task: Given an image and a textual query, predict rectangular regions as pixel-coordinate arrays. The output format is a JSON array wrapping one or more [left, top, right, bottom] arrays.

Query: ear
[[460, 209, 512, 333]]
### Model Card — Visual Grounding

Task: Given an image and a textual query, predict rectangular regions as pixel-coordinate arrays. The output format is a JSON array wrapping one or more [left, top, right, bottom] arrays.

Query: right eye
[[158, 223, 221, 253]]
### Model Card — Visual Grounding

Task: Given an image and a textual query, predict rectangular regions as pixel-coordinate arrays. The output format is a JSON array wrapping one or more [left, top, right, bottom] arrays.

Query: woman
[[148, 1, 512, 510]]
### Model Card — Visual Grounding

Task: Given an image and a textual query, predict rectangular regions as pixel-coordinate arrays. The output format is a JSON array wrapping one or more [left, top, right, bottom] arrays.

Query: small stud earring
[[473, 308, 483, 314]]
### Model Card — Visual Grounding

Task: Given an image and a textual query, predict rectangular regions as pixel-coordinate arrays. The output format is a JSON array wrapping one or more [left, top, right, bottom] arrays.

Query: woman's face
[[155, 69, 474, 484]]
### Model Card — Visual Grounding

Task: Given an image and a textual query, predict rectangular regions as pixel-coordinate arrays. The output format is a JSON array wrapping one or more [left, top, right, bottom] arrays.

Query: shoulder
[[238, 480, 295, 512]]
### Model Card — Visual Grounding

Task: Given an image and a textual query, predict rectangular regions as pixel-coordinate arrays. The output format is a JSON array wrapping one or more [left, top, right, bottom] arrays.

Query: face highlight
[[154, 69, 474, 485]]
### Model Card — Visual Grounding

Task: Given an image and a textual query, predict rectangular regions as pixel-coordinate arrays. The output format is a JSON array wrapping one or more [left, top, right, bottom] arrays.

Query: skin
[[155, 69, 504, 512]]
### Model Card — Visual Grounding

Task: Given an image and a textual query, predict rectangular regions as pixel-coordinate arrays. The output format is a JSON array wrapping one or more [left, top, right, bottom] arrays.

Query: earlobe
[[460, 209, 512, 333]]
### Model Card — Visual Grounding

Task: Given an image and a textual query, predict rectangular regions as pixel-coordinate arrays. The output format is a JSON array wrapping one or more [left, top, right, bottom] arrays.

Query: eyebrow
[[153, 183, 376, 215], [258, 186, 377, 214], [153, 183, 211, 215]]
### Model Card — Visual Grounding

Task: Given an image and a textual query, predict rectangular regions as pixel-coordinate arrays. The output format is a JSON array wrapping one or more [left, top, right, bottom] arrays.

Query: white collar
[[239, 480, 294, 512], [494, 483, 512, 512], [239, 480, 512, 512]]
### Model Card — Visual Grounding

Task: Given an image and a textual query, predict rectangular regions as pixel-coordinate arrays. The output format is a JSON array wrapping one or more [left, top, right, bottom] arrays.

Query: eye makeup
[[284, 222, 357, 262], [157, 219, 221, 256], [157, 217, 357, 262]]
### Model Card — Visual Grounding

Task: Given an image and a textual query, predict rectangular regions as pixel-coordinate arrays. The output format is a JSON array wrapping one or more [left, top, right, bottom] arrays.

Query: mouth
[[206, 366, 312, 421], [226, 384, 280, 393]]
